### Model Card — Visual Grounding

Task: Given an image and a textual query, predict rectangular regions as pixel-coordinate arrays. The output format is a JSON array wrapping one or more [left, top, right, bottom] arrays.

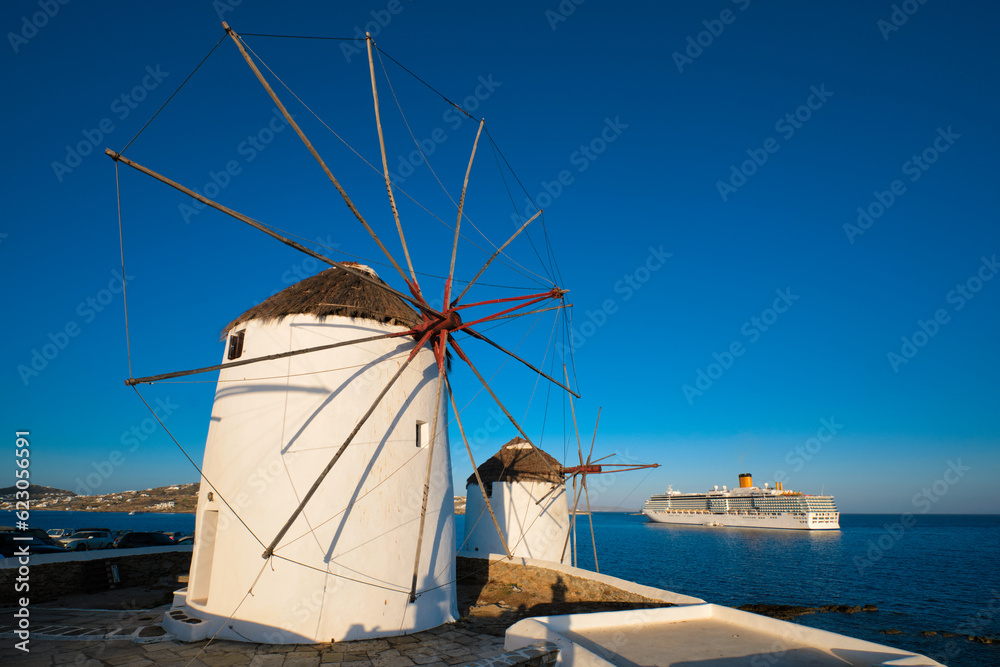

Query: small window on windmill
[[416, 420, 429, 448], [227, 330, 245, 360]]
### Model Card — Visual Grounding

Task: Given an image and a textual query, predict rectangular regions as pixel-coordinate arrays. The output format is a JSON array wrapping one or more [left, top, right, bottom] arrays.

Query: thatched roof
[[223, 263, 421, 334], [467, 437, 565, 495]]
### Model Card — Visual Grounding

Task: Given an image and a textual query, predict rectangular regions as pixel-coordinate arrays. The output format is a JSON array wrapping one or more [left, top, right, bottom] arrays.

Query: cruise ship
[[643, 473, 840, 530]]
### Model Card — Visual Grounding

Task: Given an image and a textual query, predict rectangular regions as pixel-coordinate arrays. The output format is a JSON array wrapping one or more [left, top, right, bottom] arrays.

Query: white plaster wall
[[465, 479, 569, 563], [185, 314, 456, 643]]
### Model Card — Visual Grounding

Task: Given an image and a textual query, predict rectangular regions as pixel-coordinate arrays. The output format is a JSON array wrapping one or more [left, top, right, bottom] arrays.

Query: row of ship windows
[[648, 511, 839, 517]]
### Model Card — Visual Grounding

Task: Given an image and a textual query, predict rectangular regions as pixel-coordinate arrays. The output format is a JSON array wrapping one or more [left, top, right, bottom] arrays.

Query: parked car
[[112, 532, 176, 549], [175, 535, 194, 546], [0, 532, 68, 557], [59, 529, 115, 551], [1, 526, 65, 549], [46, 528, 69, 539]]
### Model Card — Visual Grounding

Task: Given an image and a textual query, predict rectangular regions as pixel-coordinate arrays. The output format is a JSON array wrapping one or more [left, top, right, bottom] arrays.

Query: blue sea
[[13, 511, 999, 665], [8, 510, 195, 536], [544, 513, 1000, 667]]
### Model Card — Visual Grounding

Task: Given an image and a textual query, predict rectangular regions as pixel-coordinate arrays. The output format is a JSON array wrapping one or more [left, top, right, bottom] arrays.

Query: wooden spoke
[[446, 374, 512, 559], [584, 407, 601, 573], [262, 351, 420, 559], [563, 477, 580, 567], [565, 453, 615, 472], [449, 339, 562, 478], [562, 368, 584, 566], [564, 370, 599, 572], [125, 331, 415, 386], [588, 408, 602, 465], [486, 303, 571, 322], [105, 150, 441, 321], [583, 475, 598, 573], [366, 33, 419, 290], [444, 119, 485, 307], [222, 22, 413, 290], [409, 358, 445, 602], [462, 326, 580, 398], [453, 294, 555, 327], [451, 288, 566, 313], [567, 365, 585, 469], [452, 210, 542, 306]]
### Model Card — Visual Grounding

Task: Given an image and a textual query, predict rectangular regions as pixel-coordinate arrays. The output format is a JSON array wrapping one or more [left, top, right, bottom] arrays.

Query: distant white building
[[168, 264, 456, 643], [464, 437, 570, 563]]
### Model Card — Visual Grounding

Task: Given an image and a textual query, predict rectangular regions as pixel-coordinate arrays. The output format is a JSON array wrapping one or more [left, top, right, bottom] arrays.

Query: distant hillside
[[0, 484, 76, 497], [1, 488, 475, 515], [0, 483, 199, 513]]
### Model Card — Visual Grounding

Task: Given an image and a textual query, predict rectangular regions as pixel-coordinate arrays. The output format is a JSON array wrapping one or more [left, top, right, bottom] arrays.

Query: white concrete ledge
[[0, 545, 192, 568], [505, 603, 945, 666]]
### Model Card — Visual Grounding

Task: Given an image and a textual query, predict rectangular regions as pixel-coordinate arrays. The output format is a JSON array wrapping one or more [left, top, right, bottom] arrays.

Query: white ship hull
[[643, 509, 839, 530]]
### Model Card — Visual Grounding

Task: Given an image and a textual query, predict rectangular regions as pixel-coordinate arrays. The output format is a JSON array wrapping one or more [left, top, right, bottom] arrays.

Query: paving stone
[[8, 657, 55, 667], [250, 655, 288, 667], [477, 648, 505, 659], [141, 643, 181, 655], [368, 649, 400, 659], [372, 656, 415, 667], [320, 648, 347, 661], [191, 653, 247, 666], [96, 643, 146, 658], [208, 643, 258, 657], [170, 657, 211, 667], [254, 644, 297, 653], [343, 639, 390, 652], [50, 650, 98, 665], [386, 635, 420, 646], [340, 652, 370, 662], [283, 653, 321, 667], [153, 657, 208, 667]]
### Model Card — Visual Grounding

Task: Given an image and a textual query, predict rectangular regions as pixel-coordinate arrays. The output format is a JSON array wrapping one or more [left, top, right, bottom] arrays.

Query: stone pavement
[[0, 607, 510, 666]]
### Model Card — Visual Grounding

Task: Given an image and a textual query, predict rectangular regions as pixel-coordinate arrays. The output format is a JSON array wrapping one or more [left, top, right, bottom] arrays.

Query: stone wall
[[0, 550, 191, 604], [457, 556, 666, 605]]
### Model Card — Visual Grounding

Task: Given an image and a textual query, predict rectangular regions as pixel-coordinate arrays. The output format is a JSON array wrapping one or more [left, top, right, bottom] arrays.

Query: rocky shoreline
[[737, 602, 879, 620], [739, 603, 997, 647]]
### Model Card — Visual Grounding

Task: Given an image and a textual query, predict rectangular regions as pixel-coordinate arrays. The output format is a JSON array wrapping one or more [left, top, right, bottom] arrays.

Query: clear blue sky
[[2, 1, 997, 514]]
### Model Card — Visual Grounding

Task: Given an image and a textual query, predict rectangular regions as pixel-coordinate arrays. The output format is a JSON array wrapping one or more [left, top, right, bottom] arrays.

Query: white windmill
[[109, 23, 577, 643], [463, 408, 659, 571]]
